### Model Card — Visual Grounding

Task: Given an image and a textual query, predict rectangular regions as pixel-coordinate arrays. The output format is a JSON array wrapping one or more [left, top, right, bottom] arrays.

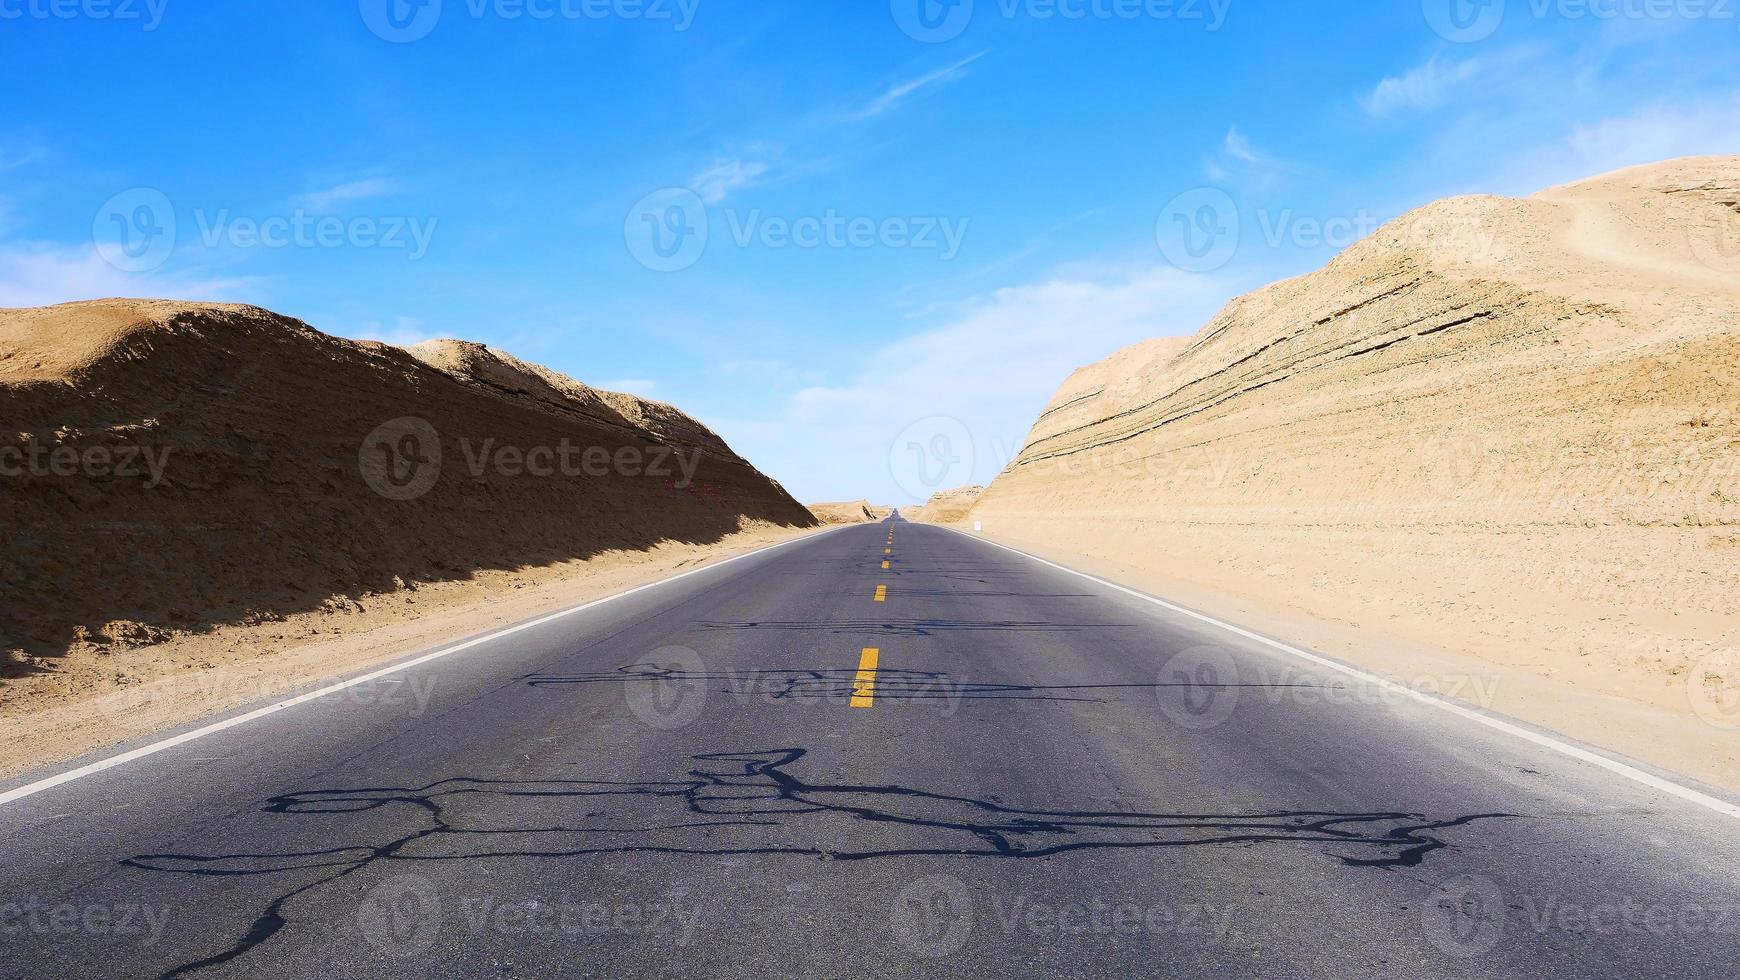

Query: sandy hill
[[808, 500, 892, 524], [969, 157, 1739, 738], [907, 485, 984, 524], [0, 300, 815, 670]]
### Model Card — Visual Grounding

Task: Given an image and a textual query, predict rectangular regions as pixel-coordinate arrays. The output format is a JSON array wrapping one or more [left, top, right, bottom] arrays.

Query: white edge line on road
[[945, 526, 1740, 823], [0, 526, 845, 809]]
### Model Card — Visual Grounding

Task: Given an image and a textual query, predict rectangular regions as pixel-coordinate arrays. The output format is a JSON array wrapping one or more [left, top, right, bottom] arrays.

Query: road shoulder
[[0, 522, 826, 781], [931, 521, 1740, 798]]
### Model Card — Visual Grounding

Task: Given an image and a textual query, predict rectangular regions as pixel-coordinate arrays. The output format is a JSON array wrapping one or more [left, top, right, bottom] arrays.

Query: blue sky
[[3, 1, 1737, 503]]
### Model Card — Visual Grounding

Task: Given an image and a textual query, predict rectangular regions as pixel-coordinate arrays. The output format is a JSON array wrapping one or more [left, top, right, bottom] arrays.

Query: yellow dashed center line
[[850, 647, 880, 708], [881, 560, 890, 569], [874, 584, 888, 602]]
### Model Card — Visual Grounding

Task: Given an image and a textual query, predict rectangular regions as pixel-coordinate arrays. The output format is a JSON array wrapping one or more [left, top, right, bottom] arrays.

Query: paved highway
[[3, 517, 1738, 978]]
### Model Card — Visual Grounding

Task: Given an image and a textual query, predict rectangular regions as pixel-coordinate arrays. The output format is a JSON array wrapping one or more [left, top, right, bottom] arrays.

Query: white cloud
[[342, 316, 439, 348], [690, 157, 771, 205], [846, 52, 986, 122], [711, 263, 1234, 504], [0, 145, 47, 174], [290, 177, 406, 212], [1562, 97, 1740, 173], [597, 377, 659, 398], [1223, 127, 1260, 163], [1485, 94, 1740, 195], [674, 55, 985, 211], [0, 244, 254, 308], [1361, 56, 1489, 118], [1204, 127, 1288, 191]]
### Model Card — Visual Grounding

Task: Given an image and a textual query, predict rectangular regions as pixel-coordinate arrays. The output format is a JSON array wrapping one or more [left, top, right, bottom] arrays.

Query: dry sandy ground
[[967, 156, 1740, 793], [0, 521, 820, 780], [958, 523, 1739, 794], [905, 485, 983, 524], [807, 500, 892, 524]]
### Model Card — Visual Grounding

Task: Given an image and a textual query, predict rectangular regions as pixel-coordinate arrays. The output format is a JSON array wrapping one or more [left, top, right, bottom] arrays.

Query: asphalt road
[[3, 517, 1738, 979]]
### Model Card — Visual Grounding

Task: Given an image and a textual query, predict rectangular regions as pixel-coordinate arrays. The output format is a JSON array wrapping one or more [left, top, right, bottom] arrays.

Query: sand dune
[[808, 500, 892, 524], [966, 157, 1739, 774], [906, 485, 984, 524], [0, 300, 814, 686]]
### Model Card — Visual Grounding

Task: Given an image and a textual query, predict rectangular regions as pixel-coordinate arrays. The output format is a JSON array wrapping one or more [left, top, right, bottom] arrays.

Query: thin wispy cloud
[[845, 52, 987, 122], [1204, 127, 1289, 190], [1223, 127, 1261, 164], [0, 144, 47, 174], [0, 243, 256, 308], [675, 54, 986, 210], [1361, 56, 1490, 119], [344, 315, 440, 348], [290, 177, 406, 212], [690, 157, 772, 205], [717, 261, 1234, 502], [597, 377, 660, 398]]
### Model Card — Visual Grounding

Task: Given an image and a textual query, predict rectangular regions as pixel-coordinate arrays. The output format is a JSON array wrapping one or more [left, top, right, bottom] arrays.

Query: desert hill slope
[[907, 485, 984, 524], [0, 300, 815, 672], [969, 157, 1739, 727], [808, 500, 892, 524]]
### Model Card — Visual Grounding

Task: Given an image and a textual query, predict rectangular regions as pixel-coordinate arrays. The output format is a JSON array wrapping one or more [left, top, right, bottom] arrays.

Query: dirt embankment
[[808, 500, 892, 524], [906, 485, 984, 524], [966, 157, 1740, 786], [0, 300, 815, 706]]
